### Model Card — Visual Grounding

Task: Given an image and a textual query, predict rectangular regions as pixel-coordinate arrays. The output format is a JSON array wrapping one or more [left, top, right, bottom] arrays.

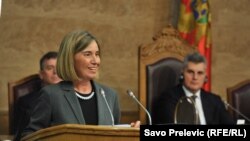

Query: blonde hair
[[56, 30, 100, 81]]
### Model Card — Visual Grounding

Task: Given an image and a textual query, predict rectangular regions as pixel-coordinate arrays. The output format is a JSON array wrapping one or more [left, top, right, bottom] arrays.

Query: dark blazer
[[22, 81, 120, 137], [14, 90, 41, 141], [152, 84, 235, 125]]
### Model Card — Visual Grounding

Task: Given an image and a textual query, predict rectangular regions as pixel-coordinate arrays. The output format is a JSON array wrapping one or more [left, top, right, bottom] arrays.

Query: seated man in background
[[14, 51, 62, 141], [152, 52, 235, 125]]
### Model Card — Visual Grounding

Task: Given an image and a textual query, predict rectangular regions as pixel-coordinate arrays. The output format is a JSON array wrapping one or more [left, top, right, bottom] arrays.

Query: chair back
[[227, 79, 250, 123], [8, 74, 42, 134], [138, 25, 196, 124]]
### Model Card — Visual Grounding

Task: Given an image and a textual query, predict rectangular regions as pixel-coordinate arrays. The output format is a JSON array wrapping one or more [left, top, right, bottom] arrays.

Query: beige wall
[[211, 0, 250, 99], [1, 0, 250, 134]]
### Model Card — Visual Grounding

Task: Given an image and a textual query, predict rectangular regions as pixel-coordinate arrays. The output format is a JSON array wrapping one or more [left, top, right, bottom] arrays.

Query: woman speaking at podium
[[22, 30, 140, 138]]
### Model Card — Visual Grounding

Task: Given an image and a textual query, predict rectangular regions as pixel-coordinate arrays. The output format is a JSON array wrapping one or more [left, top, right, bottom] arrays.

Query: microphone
[[100, 88, 115, 126], [223, 101, 250, 123], [127, 90, 152, 125], [174, 96, 199, 124]]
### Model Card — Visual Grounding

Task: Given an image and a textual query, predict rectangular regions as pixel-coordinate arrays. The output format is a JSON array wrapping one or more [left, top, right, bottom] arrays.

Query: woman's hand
[[130, 120, 141, 128]]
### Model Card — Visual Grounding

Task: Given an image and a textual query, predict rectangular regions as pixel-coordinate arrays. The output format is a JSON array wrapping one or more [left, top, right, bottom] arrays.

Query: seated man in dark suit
[[152, 52, 235, 125], [14, 51, 62, 141]]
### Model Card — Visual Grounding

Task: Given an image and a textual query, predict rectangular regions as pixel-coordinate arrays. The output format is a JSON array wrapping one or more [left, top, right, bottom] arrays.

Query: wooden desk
[[0, 135, 13, 141], [22, 124, 139, 141]]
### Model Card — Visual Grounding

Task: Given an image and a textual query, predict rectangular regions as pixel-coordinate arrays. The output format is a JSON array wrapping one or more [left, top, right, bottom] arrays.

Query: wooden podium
[[21, 124, 140, 141]]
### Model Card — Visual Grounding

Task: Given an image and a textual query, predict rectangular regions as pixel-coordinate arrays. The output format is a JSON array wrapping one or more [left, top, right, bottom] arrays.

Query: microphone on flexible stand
[[100, 88, 115, 126], [223, 101, 250, 123], [126, 90, 152, 125]]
